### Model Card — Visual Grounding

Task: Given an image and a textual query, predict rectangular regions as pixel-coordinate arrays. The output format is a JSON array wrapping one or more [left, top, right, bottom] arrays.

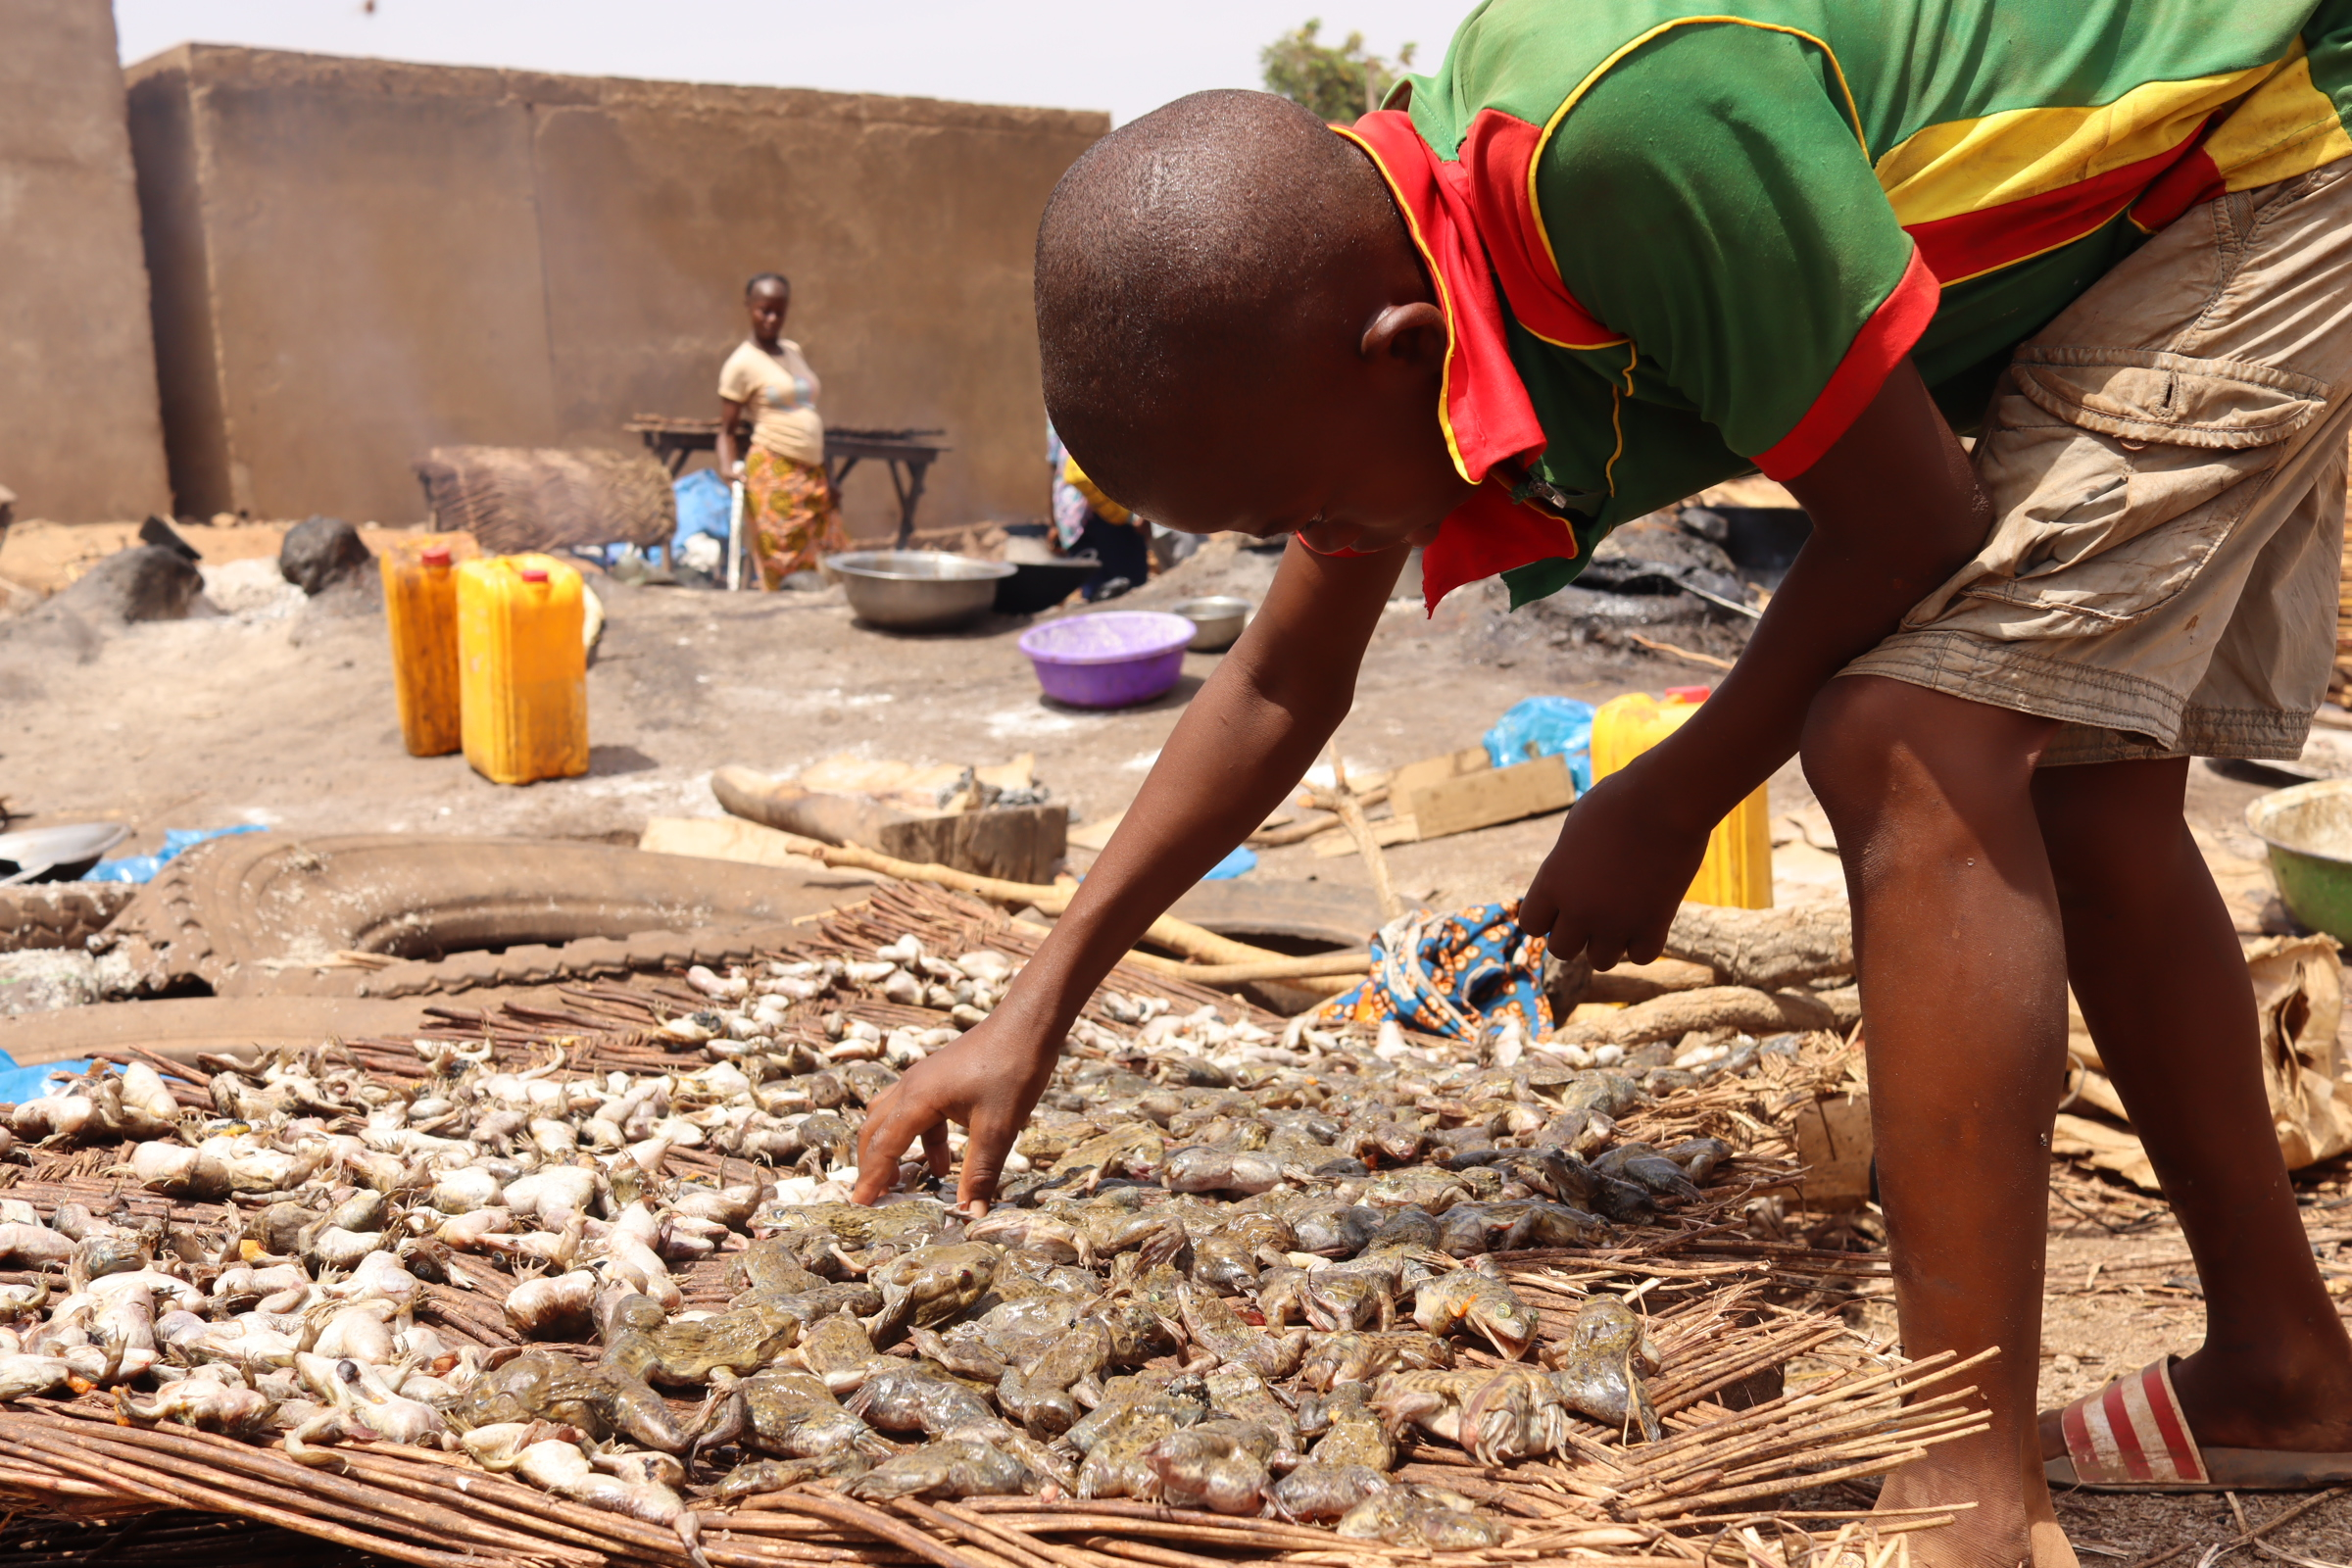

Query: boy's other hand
[[851, 1009, 1062, 1215], [1518, 755, 1710, 970]]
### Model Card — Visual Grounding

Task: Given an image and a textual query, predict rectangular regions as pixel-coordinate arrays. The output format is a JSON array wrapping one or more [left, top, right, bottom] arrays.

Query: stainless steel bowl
[[1167, 595, 1251, 652], [0, 822, 129, 885], [825, 550, 1016, 632]]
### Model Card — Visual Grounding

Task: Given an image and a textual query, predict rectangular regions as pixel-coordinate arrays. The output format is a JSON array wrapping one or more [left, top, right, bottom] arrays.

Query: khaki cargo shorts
[[1845, 160, 2352, 765]]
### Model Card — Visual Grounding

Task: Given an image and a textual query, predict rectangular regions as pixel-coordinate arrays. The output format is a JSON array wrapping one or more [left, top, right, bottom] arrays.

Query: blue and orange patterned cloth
[[1315, 901, 1551, 1041]]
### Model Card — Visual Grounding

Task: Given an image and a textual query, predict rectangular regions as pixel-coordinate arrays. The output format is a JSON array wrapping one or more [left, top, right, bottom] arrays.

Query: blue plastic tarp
[[87, 824, 267, 884], [1201, 845, 1257, 881], [1484, 697, 1596, 792], [673, 468, 733, 556], [0, 1050, 83, 1104]]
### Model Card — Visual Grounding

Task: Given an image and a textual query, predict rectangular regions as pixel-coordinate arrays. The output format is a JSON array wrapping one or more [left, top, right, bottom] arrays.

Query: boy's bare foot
[[1870, 1437, 2058, 1567], [2030, 1518, 2080, 1568], [1871, 1435, 2080, 1567]]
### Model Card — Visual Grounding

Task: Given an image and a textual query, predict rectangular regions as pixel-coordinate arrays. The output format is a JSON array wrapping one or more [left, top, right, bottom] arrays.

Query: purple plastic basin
[[1017, 612, 1198, 709]]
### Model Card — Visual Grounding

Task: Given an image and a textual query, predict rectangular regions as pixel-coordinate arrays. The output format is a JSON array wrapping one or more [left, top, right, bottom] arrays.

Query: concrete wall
[[124, 46, 1106, 533], [0, 1, 172, 521]]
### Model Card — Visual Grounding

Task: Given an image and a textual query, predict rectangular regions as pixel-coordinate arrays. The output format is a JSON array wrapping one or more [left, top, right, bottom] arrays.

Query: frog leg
[[686, 1382, 747, 1471]]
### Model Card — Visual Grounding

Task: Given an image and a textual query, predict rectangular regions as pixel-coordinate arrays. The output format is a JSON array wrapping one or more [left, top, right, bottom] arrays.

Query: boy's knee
[[1800, 676, 2053, 829], [1800, 677, 1929, 820]]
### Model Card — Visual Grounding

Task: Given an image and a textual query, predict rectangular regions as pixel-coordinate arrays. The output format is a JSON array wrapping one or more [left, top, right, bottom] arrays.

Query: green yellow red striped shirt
[[1363, 0, 2352, 609]]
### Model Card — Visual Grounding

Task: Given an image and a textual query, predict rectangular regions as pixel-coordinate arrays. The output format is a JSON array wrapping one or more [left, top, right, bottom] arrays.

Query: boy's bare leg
[[2034, 757, 2352, 1459], [1803, 675, 2072, 1568]]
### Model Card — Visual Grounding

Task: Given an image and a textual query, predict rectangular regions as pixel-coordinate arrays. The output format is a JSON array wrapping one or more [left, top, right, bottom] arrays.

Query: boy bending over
[[858, 4, 2352, 1559]]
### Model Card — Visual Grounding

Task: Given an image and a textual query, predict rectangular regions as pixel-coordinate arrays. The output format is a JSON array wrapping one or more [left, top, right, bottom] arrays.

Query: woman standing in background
[[715, 272, 847, 589]]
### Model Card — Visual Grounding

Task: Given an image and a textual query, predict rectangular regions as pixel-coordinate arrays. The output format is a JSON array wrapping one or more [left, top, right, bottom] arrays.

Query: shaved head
[[1036, 90, 1408, 509]]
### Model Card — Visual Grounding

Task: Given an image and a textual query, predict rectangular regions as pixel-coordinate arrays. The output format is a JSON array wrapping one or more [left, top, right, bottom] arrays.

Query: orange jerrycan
[[1591, 685, 1772, 908], [379, 533, 478, 757], [456, 554, 589, 785]]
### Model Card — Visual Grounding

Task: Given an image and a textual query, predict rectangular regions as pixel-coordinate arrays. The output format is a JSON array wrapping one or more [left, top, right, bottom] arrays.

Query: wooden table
[[625, 416, 950, 545]]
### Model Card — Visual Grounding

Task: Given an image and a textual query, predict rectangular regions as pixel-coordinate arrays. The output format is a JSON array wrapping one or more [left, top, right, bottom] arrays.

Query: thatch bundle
[[415, 446, 675, 554]]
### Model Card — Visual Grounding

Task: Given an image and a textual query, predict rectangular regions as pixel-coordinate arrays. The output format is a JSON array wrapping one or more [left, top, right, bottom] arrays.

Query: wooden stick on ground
[[1249, 786, 1392, 849], [1305, 744, 1403, 923], [2122, 1487, 2345, 1568], [1001, 914, 1369, 987], [1084, 946, 1371, 985], [747, 830, 1282, 966], [1626, 631, 1736, 671]]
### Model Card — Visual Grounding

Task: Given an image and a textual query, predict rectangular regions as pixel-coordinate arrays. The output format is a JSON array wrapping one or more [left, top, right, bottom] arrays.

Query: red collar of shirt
[[1334, 113, 1581, 614]]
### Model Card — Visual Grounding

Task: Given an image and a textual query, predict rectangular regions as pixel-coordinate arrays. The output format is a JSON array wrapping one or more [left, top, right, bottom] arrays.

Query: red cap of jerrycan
[[520, 567, 549, 584], [420, 545, 452, 567], [1665, 685, 1712, 703]]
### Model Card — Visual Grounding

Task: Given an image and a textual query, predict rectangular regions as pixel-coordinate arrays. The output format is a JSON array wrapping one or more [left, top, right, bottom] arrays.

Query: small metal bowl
[[825, 550, 1015, 632], [1166, 595, 1250, 652]]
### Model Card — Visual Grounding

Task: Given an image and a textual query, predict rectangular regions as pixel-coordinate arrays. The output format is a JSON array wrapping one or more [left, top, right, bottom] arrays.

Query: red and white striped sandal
[[2046, 1358, 2352, 1491]]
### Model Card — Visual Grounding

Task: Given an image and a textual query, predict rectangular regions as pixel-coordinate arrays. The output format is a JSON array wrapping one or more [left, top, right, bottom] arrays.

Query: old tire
[[100, 833, 864, 998], [0, 884, 136, 955]]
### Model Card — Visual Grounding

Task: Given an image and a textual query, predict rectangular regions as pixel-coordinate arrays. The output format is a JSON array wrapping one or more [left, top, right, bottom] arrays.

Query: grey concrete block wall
[[124, 46, 1106, 534], [0, 0, 172, 522]]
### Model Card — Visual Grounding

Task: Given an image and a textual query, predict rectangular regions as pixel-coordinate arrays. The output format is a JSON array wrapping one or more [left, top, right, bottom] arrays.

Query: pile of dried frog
[[0, 883, 1973, 1568]]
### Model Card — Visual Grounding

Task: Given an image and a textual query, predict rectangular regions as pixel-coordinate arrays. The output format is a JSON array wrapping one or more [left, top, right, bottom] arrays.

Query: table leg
[[894, 458, 933, 547]]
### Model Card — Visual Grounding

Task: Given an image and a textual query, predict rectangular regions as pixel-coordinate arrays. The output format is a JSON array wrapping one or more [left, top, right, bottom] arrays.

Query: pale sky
[[113, 2, 1462, 126]]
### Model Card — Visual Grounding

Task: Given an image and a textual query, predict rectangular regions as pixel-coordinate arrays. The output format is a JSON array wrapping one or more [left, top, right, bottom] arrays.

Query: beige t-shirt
[[719, 338, 825, 466]]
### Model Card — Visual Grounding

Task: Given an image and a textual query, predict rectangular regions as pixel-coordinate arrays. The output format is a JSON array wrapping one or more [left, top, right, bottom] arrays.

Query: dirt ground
[[0, 523, 1781, 892], [5, 518, 2351, 1557], [0, 521, 2293, 920]]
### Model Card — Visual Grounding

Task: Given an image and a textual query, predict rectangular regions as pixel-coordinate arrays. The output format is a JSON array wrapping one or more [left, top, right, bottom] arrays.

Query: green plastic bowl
[[2246, 778, 2352, 942]]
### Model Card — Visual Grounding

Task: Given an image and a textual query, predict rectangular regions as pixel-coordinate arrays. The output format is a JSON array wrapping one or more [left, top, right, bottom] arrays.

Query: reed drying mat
[[0, 882, 1951, 1567]]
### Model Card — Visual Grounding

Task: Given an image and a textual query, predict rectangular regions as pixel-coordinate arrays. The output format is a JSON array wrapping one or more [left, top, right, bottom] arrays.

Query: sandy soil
[[0, 516, 417, 603], [5, 520, 2349, 1555], [0, 527, 1780, 882], [0, 523, 2291, 917]]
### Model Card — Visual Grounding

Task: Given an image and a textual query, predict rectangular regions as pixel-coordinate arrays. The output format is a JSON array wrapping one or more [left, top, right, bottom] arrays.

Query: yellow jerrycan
[[379, 533, 478, 758], [456, 553, 589, 786], [1590, 685, 1772, 908]]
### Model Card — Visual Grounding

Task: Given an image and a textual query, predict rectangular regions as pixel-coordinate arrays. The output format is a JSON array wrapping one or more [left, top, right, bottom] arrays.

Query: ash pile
[[1486, 503, 1808, 670]]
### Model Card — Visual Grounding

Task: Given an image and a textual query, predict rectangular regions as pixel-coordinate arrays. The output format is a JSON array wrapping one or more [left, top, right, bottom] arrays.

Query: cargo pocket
[[1938, 346, 2332, 636], [2012, 347, 2329, 449]]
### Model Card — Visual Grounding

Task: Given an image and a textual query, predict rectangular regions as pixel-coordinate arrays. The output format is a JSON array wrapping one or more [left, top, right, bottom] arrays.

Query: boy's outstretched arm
[[853, 539, 1409, 1210], [1519, 359, 1992, 965]]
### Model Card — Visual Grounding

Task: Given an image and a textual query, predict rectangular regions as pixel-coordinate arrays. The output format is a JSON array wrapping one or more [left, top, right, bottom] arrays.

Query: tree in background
[[1260, 20, 1417, 123]]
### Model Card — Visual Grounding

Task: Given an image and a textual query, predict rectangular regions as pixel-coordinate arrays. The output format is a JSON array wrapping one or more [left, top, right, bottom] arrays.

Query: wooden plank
[[1167, 879, 1384, 947], [1788, 1093, 1874, 1211], [1389, 746, 1490, 808], [878, 805, 1069, 886], [1406, 753, 1574, 841], [640, 815, 845, 872]]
